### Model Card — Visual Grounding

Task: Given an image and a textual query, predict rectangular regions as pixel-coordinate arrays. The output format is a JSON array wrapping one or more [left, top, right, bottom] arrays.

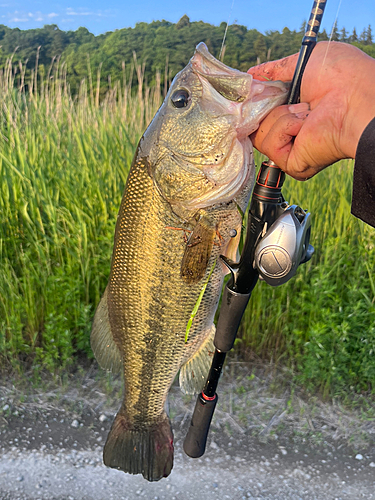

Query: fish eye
[[171, 89, 190, 109]]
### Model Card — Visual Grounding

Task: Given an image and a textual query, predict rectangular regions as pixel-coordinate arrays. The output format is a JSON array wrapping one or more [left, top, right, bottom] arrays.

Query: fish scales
[[91, 42, 289, 481], [108, 156, 227, 421]]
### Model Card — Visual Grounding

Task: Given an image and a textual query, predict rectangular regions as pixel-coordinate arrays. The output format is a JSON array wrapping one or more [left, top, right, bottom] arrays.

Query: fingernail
[[288, 103, 310, 114], [294, 111, 309, 119]]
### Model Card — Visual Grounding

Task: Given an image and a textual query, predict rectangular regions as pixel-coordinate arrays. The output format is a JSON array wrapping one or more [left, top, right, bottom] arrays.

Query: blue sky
[[2, 0, 374, 36]]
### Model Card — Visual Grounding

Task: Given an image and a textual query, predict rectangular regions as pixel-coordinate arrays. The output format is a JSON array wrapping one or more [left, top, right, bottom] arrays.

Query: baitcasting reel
[[254, 203, 314, 286]]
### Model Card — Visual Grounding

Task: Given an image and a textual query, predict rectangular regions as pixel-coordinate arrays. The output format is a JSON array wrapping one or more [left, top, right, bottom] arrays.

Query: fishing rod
[[183, 0, 327, 459]]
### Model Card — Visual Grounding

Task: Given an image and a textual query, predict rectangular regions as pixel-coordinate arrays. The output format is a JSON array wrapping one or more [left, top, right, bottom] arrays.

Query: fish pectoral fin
[[90, 287, 123, 373], [179, 325, 215, 395], [180, 218, 216, 284]]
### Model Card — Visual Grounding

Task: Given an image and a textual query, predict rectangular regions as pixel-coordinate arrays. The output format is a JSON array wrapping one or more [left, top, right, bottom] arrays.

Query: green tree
[[0, 20, 372, 98], [340, 27, 348, 42], [318, 29, 330, 41], [330, 22, 339, 41], [349, 27, 358, 43], [254, 33, 267, 63], [365, 25, 373, 45], [176, 15, 190, 29]]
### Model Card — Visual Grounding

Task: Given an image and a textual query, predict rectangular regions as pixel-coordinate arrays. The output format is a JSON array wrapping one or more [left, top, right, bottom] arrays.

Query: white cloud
[[66, 7, 106, 17], [6, 10, 59, 24], [6, 7, 110, 26], [66, 8, 92, 16], [10, 17, 29, 22]]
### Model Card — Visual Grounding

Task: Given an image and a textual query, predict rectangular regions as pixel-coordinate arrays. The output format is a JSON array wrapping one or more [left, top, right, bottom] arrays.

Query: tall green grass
[[0, 57, 161, 373], [242, 154, 375, 397], [0, 57, 374, 397]]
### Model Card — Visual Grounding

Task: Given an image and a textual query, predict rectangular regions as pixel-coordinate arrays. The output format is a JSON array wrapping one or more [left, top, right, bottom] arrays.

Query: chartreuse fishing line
[[184, 0, 328, 459], [185, 259, 217, 343]]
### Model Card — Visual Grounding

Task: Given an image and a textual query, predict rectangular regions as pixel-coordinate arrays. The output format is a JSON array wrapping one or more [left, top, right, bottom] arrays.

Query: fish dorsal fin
[[90, 287, 123, 373], [180, 217, 216, 284], [179, 325, 215, 395]]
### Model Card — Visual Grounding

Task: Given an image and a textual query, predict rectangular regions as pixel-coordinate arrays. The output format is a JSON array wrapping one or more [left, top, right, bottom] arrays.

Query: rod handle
[[183, 393, 218, 458], [214, 286, 251, 352]]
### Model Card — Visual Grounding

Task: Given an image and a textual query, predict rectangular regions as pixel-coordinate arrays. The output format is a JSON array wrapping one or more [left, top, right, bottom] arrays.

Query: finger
[[248, 53, 299, 82], [250, 105, 298, 148], [252, 112, 307, 171]]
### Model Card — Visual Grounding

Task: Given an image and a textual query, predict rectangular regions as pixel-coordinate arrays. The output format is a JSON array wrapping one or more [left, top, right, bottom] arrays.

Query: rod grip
[[183, 393, 218, 458], [214, 286, 251, 352]]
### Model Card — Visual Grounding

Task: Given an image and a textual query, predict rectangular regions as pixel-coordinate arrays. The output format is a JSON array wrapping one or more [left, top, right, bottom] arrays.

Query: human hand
[[248, 41, 375, 180]]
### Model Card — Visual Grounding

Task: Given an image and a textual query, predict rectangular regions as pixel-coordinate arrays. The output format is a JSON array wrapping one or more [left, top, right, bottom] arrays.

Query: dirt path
[[0, 364, 374, 499]]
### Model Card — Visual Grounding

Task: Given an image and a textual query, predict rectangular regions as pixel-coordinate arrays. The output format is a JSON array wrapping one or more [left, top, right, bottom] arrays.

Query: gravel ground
[[0, 363, 374, 499]]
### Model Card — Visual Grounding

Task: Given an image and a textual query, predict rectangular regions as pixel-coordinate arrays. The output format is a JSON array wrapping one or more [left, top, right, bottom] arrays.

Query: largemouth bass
[[91, 43, 288, 482]]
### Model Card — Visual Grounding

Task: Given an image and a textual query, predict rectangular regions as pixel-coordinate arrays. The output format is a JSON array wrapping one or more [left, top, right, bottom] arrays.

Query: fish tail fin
[[103, 410, 174, 482]]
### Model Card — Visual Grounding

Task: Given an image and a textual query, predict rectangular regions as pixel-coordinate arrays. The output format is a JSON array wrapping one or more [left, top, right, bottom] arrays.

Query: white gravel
[[0, 363, 374, 499], [0, 442, 375, 500]]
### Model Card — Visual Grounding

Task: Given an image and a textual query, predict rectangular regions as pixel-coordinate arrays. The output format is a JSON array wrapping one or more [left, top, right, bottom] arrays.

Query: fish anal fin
[[90, 287, 123, 373], [180, 219, 216, 284], [179, 325, 215, 395]]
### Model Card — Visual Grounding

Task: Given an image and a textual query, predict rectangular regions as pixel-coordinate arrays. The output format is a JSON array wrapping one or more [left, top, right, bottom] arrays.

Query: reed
[[0, 56, 373, 397], [243, 153, 375, 397], [0, 55, 161, 374]]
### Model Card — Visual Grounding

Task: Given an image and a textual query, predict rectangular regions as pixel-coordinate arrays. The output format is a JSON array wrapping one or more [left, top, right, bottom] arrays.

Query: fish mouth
[[191, 42, 289, 137], [192, 42, 253, 103]]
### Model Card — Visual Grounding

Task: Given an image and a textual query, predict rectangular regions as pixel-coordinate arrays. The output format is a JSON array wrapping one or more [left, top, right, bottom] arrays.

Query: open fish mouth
[[192, 42, 289, 136], [192, 42, 254, 103], [151, 42, 289, 212]]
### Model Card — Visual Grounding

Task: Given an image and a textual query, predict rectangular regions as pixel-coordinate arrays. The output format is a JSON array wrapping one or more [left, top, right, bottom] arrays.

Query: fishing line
[[328, 0, 343, 42], [219, 0, 235, 61], [320, 0, 343, 78]]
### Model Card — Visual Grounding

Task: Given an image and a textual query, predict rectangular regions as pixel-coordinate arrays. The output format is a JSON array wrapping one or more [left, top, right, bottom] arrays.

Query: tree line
[[0, 17, 373, 95]]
